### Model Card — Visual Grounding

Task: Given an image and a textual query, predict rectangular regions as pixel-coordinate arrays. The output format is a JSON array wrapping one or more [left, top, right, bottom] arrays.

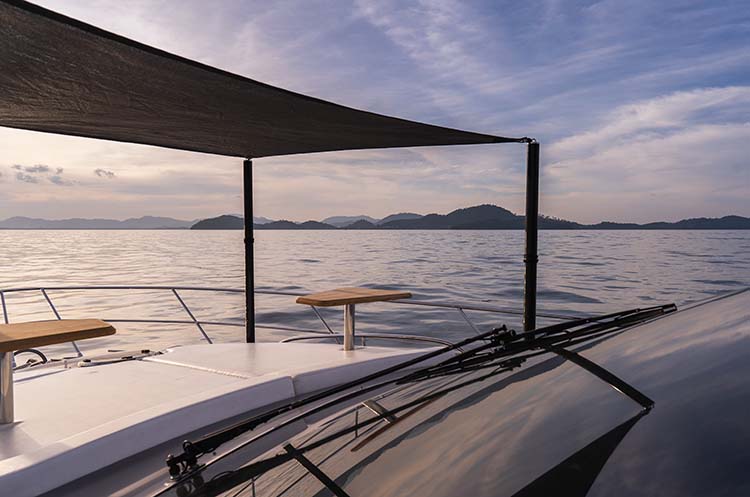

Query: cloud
[[355, 0, 494, 90], [548, 87, 750, 161], [8, 163, 73, 186], [16, 172, 39, 184], [49, 175, 73, 186], [542, 86, 750, 222], [23, 164, 51, 173], [94, 168, 116, 179], [11, 164, 52, 173]]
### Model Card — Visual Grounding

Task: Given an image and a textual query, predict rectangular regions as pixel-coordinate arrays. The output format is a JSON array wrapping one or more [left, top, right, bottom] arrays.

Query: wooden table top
[[0, 319, 116, 353], [296, 287, 412, 307]]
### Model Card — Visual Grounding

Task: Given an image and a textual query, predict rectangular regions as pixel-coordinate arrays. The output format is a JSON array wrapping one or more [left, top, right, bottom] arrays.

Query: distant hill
[[539, 215, 583, 229], [298, 220, 338, 230], [253, 216, 274, 225], [381, 205, 524, 229], [322, 215, 379, 227], [589, 215, 750, 230], [256, 220, 298, 229], [377, 212, 422, 225], [374, 206, 581, 229], [588, 221, 642, 229], [224, 215, 274, 224], [0, 215, 192, 229], [342, 219, 379, 229], [191, 215, 244, 230]]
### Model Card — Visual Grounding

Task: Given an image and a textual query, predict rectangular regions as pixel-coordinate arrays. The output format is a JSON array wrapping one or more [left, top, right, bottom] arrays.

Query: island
[[188, 205, 750, 230]]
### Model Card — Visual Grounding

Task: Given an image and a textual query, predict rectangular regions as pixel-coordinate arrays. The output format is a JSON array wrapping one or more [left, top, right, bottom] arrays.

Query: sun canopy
[[0, 0, 524, 158]]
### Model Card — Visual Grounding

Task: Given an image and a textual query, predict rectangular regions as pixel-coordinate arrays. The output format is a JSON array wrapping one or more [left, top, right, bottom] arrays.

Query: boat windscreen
[[0, 0, 526, 158], [159, 303, 675, 495]]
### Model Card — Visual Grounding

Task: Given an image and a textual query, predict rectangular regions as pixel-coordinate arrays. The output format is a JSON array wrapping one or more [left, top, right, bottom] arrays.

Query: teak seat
[[296, 288, 411, 350], [0, 319, 116, 423], [0, 319, 115, 353]]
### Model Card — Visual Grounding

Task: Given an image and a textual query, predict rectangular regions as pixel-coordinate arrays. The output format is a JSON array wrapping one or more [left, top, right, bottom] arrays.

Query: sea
[[1, 230, 749, 356]]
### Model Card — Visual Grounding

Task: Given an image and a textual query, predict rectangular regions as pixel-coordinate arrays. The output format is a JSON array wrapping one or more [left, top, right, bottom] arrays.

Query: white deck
[[0, 342, 438, 497]]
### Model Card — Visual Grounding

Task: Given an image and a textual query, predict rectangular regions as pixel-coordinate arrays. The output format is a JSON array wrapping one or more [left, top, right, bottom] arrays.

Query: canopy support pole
[[523, 141, 540, 332], [243, 158, 255, 343]]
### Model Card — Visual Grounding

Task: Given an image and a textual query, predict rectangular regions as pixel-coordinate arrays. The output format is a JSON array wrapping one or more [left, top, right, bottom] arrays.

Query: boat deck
[[0, 342, 440, 497]]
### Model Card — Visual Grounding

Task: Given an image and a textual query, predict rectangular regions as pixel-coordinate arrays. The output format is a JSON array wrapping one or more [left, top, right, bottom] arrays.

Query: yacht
[[1, 1, 750, 496]]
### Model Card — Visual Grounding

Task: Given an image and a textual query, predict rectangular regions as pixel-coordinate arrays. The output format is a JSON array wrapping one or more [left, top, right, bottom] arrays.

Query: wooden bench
[[0, 319, 115, 423], [296, 288, 411, 350]]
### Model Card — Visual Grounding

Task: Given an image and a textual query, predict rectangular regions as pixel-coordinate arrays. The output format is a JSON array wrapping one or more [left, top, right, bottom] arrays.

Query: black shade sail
[[0, 0, 525, 158]]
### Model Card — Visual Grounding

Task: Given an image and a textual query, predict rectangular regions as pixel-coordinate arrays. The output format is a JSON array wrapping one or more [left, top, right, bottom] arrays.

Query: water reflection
[[238, 352, 640, 497], [511, 410, 648, 497]]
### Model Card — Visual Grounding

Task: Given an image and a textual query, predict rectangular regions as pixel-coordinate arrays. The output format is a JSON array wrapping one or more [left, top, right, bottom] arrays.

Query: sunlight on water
[[1, 230, 748, 356]]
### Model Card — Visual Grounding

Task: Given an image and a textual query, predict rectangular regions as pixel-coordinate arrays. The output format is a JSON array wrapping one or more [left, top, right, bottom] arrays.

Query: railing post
[[172, 289, 212, 343], [0, 291, 8, 324], [343, 304, 355, 350], [244, 158, 256, 343], [523, 141, 540, 332], [457, 307, 480, 335], [0, 352, 13, 424]]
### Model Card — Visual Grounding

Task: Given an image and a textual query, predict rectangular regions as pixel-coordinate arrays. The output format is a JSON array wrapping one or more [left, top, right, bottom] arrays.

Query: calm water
[[1, 230, 749, 355]]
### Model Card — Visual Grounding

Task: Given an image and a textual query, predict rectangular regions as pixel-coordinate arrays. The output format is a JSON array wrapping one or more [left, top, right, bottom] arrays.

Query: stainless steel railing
[[0, 285, 581, 356]]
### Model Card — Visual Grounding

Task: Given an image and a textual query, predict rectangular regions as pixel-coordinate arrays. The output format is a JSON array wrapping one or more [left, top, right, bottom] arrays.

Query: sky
[[1, 0, 749, 223]]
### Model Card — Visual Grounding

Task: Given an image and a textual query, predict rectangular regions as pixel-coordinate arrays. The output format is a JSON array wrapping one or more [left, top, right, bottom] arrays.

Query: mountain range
[[0, 215, 194, 230], [2, 206, 747, 230], [0, 215, 274, 230], [191, 204, 750, 230]]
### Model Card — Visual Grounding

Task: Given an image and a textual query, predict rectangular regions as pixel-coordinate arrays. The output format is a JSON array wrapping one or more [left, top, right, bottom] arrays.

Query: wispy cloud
[[21, 164, 51, 173], [543, 87, 750, 222], [94, 168, 116, 179], [49, 175, 71, 186], [549, 87, 750, 161], [355, 0, 497, 91], [7, 163, 74, 187], [14, 164, 45, 172], [15, 172, 39, 184]]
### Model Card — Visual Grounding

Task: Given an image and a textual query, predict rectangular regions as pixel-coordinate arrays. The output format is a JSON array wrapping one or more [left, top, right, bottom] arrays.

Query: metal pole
[[0, 352, 13, 424], [523, 141, 540, 332], [243, 159, 256, 343], [344, 304, 356, 350]]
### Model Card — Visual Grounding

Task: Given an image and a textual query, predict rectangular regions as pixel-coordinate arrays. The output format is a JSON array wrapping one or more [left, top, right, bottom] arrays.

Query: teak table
[[296, 288, 411, 350]]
